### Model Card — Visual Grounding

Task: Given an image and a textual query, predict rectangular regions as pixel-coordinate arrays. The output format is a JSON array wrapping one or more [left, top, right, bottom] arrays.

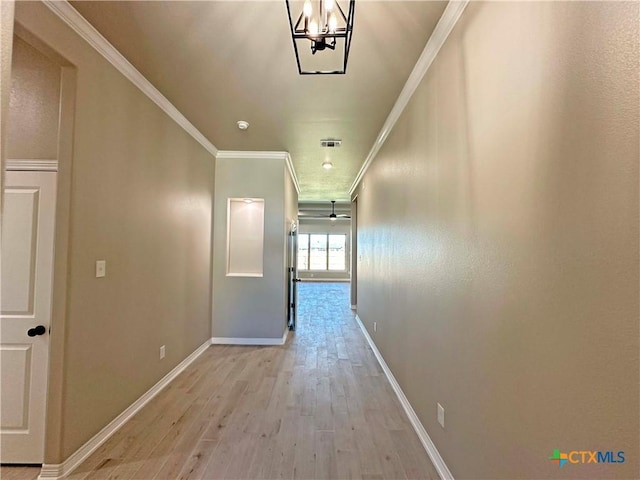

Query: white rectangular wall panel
[[1, 188, 39, 315], [226, 199, 265, 277], [0, 345, 32, 429]]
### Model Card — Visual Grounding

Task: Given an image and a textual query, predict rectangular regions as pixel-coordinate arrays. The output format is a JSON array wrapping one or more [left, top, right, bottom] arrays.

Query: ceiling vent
[[320, 139, 342, 148]]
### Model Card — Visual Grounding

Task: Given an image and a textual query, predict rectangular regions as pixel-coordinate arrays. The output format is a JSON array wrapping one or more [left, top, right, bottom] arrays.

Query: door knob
[[27, 325, 47, 337]]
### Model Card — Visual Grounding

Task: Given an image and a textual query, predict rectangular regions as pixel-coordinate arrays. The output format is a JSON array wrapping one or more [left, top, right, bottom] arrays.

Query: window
[[309, 234, 327, 269], [298, 234, 309, 270], [297, 233, 347, 271], [328, 234, 346, 270]]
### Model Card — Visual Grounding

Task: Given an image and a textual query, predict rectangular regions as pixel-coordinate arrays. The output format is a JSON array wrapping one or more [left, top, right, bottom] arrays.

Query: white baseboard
[[38, 339, 212, 480], [354, 315, 454, 480], [299, 278, 350, 283], [211, 328, 288, 346]]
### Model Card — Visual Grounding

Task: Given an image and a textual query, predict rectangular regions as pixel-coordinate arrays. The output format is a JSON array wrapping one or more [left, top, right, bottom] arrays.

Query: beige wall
[[8, 35, 60, 159], [15, 2, 215, 462], [0, 0, 15, 206], [212, 156, 291, 340], [356, 2, 639, 478], [284, 168, 298, 232], [349, 199, 357, 305]]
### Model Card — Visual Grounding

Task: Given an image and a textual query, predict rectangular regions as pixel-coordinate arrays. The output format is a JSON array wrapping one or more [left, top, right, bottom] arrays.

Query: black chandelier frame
[[285, 0, 355, 75]]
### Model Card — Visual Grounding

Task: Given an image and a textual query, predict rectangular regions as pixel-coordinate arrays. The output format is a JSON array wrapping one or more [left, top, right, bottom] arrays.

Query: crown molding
[[42, 0, 218, 159], [284, 152, 301, 196], [348, 0, 469, 198], [216, 150, 289, 160], [216, 150, 301, 195], [6, 159, 58, 171]]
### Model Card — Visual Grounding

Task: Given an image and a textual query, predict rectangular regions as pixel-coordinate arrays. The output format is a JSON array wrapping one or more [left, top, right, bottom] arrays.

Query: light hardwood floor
[[1, 283, 439, 480]]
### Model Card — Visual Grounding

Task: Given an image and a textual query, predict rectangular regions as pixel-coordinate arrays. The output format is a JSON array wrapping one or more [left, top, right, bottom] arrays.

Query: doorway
[[287, 221, 299, 331], [1, 171, 56, 463], [1, 28, 75, 465]]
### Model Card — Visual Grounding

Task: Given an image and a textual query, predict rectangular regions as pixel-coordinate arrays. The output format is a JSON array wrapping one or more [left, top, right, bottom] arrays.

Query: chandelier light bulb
[[328, 13, 337, 33], [303, 0, 312, 18], [309, 19, 319, 36], [325, 0, 334, 11]]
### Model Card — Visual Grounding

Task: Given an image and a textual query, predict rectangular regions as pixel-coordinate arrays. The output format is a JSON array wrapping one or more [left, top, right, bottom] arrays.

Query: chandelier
[[285, 0, 355, 75]]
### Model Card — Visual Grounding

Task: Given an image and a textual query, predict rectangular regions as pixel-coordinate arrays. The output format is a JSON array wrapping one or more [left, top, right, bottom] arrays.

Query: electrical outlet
[[373, 322, 377, 332], [95, 260, 106, 278], [160, 345, 166, 359], [437, 403, 445, 428]]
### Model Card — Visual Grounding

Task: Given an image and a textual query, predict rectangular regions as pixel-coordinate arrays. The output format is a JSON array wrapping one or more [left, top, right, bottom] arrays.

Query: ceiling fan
[[298, 200, 351, 220], [322, 200, 351, 221]]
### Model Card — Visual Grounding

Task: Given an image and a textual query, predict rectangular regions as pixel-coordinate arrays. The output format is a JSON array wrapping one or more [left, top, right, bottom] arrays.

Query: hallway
[[5, 282, 438, 480]]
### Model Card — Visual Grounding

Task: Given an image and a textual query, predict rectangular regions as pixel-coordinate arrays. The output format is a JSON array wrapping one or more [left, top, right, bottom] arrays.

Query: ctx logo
[[549, 449, 625, 467]]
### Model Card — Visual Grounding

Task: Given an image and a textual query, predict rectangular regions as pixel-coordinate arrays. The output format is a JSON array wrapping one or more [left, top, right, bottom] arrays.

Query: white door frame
[[3, 25, 77, 467]]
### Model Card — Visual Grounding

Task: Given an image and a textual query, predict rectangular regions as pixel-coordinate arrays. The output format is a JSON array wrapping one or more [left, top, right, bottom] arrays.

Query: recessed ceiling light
[[322, 159, 333, 170], [237, 120, 249, 130]]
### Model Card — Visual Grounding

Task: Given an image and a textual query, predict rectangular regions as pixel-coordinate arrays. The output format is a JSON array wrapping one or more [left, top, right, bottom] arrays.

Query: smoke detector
[[320, 138, 342, 148]]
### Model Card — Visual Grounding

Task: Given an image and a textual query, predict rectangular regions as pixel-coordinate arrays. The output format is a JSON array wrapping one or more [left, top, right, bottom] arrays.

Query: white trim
[[216, 150, 301, 195], [37, 339, 212, 480], [37, 464, 63, 479], [41, 0, 218, 159], [215, 150, 289, 160], [298, 278, 350, 283], [355, 314, 454, 480], [284, 152, 301, 196], [6, 159, 58, 171], [350, 304, 356, 310], [211, 329, 289, 346], [348, 0, 469, 197]]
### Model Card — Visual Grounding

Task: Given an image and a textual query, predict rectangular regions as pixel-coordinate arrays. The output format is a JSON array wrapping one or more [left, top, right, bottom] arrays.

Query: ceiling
[[70, 1, 447, 201]]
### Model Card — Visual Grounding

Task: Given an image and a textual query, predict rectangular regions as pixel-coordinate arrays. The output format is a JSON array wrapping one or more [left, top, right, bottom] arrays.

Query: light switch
[[96, 260, 106, 278]]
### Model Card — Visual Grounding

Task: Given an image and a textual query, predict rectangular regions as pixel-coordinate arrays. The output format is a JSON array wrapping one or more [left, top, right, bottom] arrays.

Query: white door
[[1, 170, 56, 463]]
